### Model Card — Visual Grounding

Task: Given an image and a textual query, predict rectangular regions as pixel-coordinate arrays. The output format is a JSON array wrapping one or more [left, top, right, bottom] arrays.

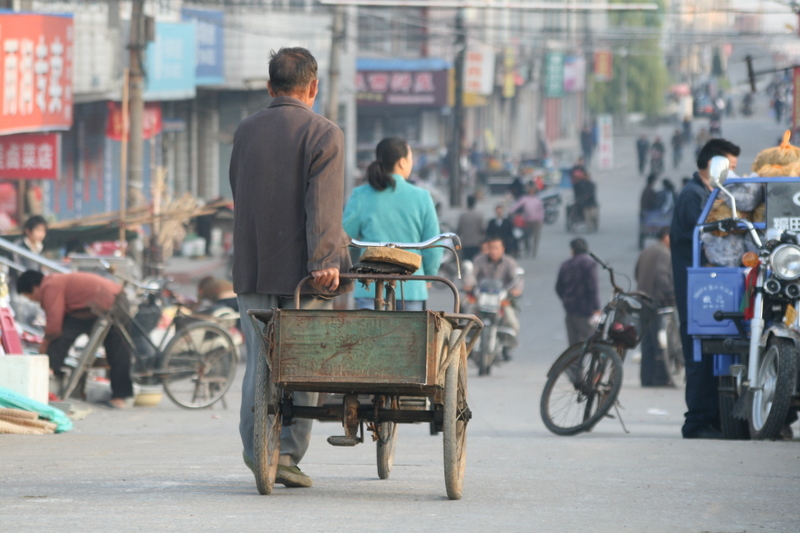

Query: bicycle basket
[[606, 293, 656, 348]]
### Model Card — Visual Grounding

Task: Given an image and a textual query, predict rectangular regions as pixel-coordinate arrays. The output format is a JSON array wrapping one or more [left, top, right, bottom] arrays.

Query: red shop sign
[[105, 101, 162, 141], [0, 132, 60, 179], [0, 14, 74, 135]]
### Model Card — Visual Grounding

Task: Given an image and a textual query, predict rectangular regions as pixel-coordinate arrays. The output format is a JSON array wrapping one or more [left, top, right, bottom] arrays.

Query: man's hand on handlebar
[[311, 268, 340, 291]]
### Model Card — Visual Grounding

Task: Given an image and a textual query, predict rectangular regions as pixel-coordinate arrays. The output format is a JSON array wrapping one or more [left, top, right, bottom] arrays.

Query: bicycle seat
[[350, 246, 420, 276]]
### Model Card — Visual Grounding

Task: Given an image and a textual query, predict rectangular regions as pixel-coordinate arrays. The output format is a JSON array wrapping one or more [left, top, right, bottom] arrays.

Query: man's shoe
[[276, 465, 313, 488], [683, 425, 723, 440]]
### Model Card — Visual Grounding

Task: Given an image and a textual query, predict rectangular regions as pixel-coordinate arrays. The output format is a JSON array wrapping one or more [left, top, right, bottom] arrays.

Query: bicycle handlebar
[[589, 252, 622, 293], [349, 232, 462, 251]]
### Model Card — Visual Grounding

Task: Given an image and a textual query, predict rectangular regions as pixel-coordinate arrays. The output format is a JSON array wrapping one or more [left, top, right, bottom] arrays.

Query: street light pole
[[449, 8, 465, 208]]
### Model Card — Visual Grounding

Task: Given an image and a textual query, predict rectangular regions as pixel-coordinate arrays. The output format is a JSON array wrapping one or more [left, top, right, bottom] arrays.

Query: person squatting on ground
[[635, 227, 675, 386], [229, 47, 352, 488], [343, 136, 442, 311], [16, 270, 134, 409], [462, 237, 523, 360], [670, 137, 740, 439], [555, 238, 600, 347]]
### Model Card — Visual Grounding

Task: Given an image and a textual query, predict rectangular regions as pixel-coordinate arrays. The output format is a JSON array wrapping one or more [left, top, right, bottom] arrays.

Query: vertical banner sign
[[793, 66, 800, 134], [181, 8, 225, 85], [594, 50, 613, 82], [503, 46, 516, 99], [464, 43, 495, 96], [0, 13, 74, 135], [544, 52, 564, 98], [597, 114, 614, 170]]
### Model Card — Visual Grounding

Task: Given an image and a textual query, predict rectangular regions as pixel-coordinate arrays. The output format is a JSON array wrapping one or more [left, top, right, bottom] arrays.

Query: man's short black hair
[[646, 173, 657, 186], [16, 270, 44, 295], [23, 215, 47, 233], [696, 138, 741, 170], [268, 47, 318, 95], [467, 195, 476, 209], [656, 226, 670, 240], [570, 238, 588, 255]]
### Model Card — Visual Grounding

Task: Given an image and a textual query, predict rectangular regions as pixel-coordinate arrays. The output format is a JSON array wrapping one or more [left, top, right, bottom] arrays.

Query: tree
[[588, 0, 669, 119]]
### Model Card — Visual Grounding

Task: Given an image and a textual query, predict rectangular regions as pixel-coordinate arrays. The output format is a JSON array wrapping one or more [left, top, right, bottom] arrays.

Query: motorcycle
[[540, 187, 562, 225], [698, 157, 799, 440], [464, 264, 524, 376]]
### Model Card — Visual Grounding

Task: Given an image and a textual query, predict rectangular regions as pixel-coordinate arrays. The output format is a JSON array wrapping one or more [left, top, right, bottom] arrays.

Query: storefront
[[356, 58, 451, 170]]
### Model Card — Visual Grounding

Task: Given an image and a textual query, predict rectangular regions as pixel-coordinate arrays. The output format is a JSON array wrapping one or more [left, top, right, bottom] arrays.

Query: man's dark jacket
[[670, 172, 709, 322], [229, 96, 352, 296]]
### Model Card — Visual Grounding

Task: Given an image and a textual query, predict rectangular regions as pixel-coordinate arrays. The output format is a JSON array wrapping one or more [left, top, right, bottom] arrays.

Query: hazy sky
[[731, 0, 799, 32]]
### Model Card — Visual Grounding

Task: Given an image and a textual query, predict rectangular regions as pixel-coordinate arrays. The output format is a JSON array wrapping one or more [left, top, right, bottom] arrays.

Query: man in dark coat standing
[[670, 138, 740, 439], [230, 47, 352, 488], [555, 238, 601, 346], [635, 227, 674, 386], [636, 134, 650, 175]]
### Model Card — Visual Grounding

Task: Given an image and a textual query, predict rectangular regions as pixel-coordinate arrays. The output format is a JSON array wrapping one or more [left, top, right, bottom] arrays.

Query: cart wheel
[[254, 350, 281, 495], [443, 344, 468, 500], [376, 396, 399, 480]]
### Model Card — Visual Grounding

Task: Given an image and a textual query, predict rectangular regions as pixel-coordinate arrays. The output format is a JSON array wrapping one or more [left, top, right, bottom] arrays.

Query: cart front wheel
[[254, 350, 282, 495], [443, 344, 468, 500], [376, 395, 399, 480]]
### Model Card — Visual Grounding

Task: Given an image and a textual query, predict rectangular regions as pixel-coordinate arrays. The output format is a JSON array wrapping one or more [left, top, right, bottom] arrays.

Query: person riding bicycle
[[16, 270, 134, 409], [462, 237, 523, 360]]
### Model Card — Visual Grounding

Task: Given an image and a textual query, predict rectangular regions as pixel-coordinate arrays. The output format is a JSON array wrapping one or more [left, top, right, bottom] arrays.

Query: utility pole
[[128, 0, 146, 210], [449, 8, 465, 208], [326, 5, 345, 123]]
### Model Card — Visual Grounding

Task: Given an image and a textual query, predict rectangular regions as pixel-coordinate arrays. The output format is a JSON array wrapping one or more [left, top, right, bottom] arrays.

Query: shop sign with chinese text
[[105, 102, 162, 141], [0, 13, 74, 135], [0, 132, 59, 179], [356, 70, 448, 107], [544, 52, 564, 99], [767, 182, 800, 232], [181, 7, 224, 85]]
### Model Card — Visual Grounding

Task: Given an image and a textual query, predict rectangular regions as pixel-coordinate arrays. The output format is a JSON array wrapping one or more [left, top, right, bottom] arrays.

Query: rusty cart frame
[[248, 234, 482, 500]]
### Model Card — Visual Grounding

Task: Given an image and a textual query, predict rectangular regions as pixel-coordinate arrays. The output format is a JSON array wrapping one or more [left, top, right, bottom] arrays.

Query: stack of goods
[[702, 131, 799, 267], [0, 407, 57, 434]]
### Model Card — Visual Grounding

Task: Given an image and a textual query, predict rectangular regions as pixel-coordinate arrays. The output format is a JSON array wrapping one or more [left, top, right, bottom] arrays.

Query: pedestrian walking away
[[636, 134, 650, 175], [555, 238, 601, 346], [343, 136, 443, 311], [510, 183, 544, 258], [230, 47, 353, 489], [635, 227, 675, 386], [455, 194, 485, 261], [670, 137, 740, 440]]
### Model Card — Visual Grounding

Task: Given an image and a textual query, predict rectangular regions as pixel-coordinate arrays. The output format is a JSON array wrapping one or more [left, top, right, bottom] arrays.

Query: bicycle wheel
[[660, 311, 685, 387], [477, 328, 495, 376], [254, 348, 281, 495], [160, 321, 238, 409], [443, 342, 468, 500], [540, 343, 623, 436], [376, 395, 398, 480]]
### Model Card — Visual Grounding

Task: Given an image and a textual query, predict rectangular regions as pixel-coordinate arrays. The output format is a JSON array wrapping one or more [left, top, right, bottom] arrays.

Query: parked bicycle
[[59, 269, 239, 409], [540, 253, 657, 436]]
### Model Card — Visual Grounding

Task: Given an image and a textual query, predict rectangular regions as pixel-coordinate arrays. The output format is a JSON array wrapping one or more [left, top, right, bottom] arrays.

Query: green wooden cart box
[[264, 309, 454, 396]]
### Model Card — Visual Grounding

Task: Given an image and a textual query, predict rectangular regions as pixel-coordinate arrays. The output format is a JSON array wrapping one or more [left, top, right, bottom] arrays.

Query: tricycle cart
[[248, 235, 482, 499], [689, 171, 800, 440]]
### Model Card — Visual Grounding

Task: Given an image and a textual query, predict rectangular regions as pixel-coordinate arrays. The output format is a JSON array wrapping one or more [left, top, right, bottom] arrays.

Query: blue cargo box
[[687, 267, 746, 336]]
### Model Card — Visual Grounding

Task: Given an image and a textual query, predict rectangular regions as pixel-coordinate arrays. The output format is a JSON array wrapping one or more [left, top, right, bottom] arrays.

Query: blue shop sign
[[181, 7, 224, 85], [145, 22, 197, 101]]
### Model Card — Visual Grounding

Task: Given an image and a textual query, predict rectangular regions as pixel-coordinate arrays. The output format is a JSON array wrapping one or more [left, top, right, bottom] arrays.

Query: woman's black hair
[[23, 215, 47, 233], [366, 137, 409, 192]]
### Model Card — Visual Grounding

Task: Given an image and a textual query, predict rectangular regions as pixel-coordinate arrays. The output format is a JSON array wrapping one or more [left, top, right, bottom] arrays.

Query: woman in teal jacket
[[343, 137, 443, 310]]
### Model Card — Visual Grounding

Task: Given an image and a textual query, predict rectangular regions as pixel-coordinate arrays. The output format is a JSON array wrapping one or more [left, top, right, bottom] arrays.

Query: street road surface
[[2, 114, 798, 533]]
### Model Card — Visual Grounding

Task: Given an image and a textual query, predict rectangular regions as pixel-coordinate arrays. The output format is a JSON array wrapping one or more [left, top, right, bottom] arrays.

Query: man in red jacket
[[17, 270, 133, 408]]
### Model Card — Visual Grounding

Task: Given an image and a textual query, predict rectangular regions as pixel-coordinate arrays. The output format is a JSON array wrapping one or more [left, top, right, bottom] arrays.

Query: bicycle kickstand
[[612, 401, 629, 434]]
